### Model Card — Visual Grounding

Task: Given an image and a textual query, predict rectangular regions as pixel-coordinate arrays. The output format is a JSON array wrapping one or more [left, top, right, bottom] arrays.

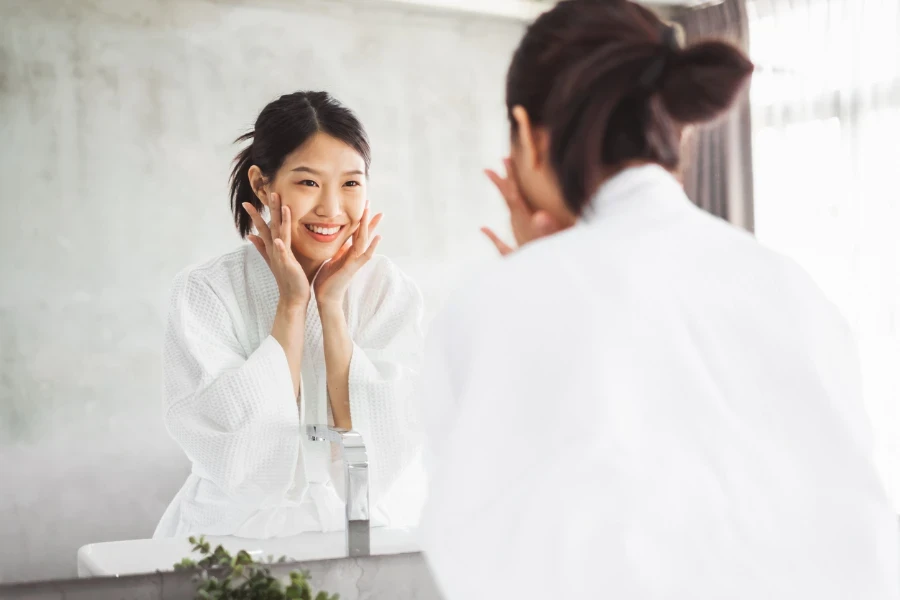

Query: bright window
[[749, 0, 900, 508]]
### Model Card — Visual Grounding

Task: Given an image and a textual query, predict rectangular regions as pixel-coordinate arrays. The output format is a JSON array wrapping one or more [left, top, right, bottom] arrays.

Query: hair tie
[[639, 25, 681, 90]]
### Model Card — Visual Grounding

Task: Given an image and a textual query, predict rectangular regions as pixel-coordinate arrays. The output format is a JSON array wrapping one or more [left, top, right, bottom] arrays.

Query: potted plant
[[175, 536, 339, 600]]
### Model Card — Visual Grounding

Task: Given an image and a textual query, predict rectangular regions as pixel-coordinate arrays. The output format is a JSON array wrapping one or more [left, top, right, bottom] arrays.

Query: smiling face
[[250, 132, 368, 266]]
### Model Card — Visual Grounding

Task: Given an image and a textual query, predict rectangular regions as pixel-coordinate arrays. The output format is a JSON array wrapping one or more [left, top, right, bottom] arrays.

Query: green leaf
[[179, 536, 339, 600], [173, 557, 197, 571], [285, 586, 303, 600]]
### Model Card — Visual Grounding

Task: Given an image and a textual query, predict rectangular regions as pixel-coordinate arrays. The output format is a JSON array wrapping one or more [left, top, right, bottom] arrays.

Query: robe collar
[[580, 164, 693, 225]]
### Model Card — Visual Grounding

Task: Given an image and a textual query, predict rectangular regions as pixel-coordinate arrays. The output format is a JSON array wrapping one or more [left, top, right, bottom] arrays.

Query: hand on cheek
[[313, 206, 383, 307], [482, 158, 566, 256]]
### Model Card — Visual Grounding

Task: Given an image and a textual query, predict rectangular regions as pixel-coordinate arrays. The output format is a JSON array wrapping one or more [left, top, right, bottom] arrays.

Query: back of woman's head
[[229, 91, 370, 238], [506, 0, 754, 214]]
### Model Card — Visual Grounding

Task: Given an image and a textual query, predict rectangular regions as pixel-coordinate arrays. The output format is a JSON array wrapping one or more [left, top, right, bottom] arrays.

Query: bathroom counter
[[77, 527, 420, 577]]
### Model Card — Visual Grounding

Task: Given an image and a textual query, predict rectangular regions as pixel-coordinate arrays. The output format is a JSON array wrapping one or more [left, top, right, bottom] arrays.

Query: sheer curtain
[[747, 0, 900, 509], [675, 0, 756, 231]]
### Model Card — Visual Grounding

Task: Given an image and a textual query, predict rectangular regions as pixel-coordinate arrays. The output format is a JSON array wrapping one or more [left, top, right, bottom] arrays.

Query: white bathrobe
[[154, 245, 423, 539], [420, 165, 899, 600]]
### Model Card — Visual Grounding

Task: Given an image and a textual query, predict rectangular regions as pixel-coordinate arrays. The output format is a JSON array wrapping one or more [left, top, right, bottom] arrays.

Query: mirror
[[0, 0, 525, 584]]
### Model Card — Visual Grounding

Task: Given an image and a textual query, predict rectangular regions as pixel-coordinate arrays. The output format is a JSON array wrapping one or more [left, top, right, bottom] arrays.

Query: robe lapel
[[244, 245, 279, 349]]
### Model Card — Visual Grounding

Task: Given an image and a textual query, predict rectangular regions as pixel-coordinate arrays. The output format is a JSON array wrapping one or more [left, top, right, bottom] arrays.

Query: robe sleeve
[[162, 269, 301, 507], [345, 258, 425, 508]]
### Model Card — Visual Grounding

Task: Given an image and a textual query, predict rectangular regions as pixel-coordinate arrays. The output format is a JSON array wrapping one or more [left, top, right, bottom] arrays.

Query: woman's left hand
[[314, 207, 383, 309]]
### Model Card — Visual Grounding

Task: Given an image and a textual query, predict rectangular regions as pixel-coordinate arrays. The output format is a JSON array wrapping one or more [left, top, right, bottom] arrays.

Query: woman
[[155, 91, 424, 539], [421, 2, 899, 599]]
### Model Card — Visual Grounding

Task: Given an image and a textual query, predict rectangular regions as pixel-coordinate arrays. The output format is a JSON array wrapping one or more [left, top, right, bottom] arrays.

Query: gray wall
[[0, 0, 523, 583]]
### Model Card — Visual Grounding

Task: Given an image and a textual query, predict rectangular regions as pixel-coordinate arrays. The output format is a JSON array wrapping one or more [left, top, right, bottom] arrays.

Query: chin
[[293, 234, 350, 262], [293, 243, 334, 262]]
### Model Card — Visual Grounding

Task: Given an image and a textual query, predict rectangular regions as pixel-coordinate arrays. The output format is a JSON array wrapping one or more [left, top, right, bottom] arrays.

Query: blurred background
[[1, 0, 898, 584]]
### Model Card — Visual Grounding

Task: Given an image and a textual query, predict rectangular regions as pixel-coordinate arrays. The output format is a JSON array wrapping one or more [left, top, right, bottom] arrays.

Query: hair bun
[[659, 39, 754, 124]]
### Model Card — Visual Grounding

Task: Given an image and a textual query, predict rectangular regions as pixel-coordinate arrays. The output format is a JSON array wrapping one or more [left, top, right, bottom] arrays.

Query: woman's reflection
[[154, 91, 424, 539]]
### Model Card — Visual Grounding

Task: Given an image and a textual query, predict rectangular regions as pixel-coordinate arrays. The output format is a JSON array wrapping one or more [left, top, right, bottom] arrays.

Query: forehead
[[281, 132, 366, 173]]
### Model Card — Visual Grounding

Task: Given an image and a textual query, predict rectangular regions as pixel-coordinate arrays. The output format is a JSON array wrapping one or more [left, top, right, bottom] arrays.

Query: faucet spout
[[306, 425, 370, 557]]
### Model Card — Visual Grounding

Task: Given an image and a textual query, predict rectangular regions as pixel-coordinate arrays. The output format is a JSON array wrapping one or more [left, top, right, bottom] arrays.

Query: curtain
[[674, 0, 756, 232], [747, 0, 900, 510]]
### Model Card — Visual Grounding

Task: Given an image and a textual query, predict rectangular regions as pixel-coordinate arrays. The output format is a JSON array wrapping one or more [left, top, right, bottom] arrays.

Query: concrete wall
[[0, 0, 523, 582]]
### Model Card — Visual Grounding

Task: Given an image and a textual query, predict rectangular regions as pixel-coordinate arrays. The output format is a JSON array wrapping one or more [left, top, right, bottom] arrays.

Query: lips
[[303, 223, 345, 243]]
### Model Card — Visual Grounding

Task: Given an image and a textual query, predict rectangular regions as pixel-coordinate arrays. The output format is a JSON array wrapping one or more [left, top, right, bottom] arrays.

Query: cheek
[[346, 194, 367, 223], [277, 186, 317, 217]]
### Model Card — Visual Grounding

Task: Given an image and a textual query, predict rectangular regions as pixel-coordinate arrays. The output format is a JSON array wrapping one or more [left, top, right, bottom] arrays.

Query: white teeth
[[305, 224, 341, 236]]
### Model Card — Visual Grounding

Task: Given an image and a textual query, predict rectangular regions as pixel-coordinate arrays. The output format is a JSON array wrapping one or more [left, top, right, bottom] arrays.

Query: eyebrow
[[290, 166, 366, 176]]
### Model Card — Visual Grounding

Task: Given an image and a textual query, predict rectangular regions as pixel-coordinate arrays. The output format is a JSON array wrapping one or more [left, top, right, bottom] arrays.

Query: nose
[[315, 186, 342, 219]]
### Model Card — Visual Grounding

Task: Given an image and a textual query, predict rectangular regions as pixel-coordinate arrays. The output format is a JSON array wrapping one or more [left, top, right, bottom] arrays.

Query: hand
[[482, 158, 565, 256], [313, 206, 383, 308], [243, 194, 311, 311]]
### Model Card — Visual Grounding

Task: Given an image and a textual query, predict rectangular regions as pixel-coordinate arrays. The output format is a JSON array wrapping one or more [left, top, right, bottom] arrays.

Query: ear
[[247, 165, 270, 207], [511, 106, 551, 170]]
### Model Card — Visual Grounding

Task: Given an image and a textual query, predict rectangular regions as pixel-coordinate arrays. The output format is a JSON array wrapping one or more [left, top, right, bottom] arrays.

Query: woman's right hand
[[482, 158, 565, 256], [243, 193, 311, 311]]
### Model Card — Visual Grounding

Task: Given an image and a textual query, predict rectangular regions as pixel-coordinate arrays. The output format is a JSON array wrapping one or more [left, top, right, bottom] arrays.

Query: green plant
[[174, 536, 339, 600]]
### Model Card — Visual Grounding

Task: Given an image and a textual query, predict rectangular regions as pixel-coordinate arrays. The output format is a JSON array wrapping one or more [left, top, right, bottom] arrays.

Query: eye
[[344, 180, 361, 188], [298, 180, 318, 187]]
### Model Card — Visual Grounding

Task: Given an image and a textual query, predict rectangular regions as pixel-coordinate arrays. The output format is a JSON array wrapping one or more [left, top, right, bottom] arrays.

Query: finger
[[273, 237, 292, 260], [480, 227, 515, 257], [269, 192, 282, 237], [347, 212, 363, 239], [280, 203, 291, 248], [503, 157, 514, 180], [501, 158, 529, 212], [248, 234, 271, 266], [356, 207, 370, 254], [243, 203, 273, 247], [484, 169, 514, 209], [481, 226, 503, 245], [368, 212, 384, 234], [485, 167, 526, 213], [363, 235, 382, 259]]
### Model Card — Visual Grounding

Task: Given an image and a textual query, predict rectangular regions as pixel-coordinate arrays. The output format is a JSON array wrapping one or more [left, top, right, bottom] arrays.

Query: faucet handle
[[307, 424, 329, 442], [306, 425, 365, 449]]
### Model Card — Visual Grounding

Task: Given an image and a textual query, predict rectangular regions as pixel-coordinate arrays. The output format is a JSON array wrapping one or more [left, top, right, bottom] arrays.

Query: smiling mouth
[[303, 223, 345, 242]]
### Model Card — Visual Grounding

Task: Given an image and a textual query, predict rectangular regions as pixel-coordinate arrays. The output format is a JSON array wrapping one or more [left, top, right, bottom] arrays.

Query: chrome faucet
[[306, 425, 370, 557]]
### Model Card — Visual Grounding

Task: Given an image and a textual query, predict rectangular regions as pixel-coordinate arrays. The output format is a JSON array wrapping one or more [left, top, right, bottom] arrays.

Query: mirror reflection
[[0, 0, 520, 584], [155, 91, 424, 542]]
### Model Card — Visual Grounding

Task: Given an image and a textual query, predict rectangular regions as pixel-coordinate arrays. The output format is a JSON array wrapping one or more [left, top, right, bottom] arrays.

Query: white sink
[[77, 527, 420, 577]]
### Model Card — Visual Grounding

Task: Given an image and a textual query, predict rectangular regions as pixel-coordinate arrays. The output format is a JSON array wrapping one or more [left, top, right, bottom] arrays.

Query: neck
[[295, 251, 325, 282]]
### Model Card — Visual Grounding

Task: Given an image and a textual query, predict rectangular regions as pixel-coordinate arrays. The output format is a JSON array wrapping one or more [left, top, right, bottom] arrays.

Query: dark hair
[[506, 0, 754, 214], [229, 91, 371, 238]]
